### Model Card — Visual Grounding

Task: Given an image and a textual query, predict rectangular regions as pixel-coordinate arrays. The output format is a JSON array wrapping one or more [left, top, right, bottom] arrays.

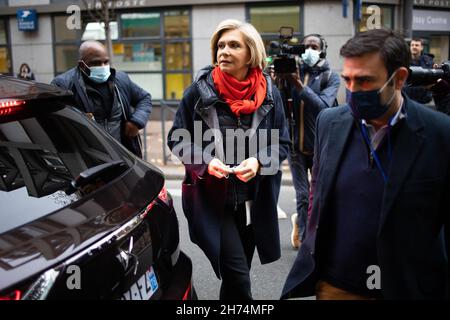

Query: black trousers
[[219, 204, 255, 300], [287, 150, 314, 241]]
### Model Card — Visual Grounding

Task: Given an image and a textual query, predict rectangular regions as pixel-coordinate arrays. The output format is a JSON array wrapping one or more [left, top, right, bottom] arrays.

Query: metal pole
[[161, 101, 167, 165], [403, 0, 414, 40], [143, 125, 147, 161]]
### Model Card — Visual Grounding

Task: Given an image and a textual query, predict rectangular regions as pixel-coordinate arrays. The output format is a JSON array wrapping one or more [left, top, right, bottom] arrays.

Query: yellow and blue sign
[[17, 9, 38, 31]]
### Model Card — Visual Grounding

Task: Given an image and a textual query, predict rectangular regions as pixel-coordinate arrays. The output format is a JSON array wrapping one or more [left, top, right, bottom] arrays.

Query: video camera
[[407, 61, 450, 86], [269, 27, 305, 74]]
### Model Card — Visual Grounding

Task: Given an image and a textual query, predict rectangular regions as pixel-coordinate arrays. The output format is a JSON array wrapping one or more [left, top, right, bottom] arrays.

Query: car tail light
[[0, 290, 22, 300], [0, 99, 26, 116], [0, 268, 59, 300], [141, 185, 169, 218], [182, 283, 192, 300]]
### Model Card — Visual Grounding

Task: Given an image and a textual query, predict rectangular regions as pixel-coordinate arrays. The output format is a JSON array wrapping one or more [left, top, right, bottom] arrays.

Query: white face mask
[[80, 60, 111, 84], [301, 48, 321, 67]]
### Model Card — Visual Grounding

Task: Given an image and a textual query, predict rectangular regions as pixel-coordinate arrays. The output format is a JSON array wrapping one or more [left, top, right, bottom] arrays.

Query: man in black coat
[[51, 41, 152, 158], [282, 29, 450, 300]]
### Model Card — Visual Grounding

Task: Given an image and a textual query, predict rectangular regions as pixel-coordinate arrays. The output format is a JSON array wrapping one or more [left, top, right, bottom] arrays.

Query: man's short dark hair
[[340, 29, 410, 77], [411, 38, 424, 45]]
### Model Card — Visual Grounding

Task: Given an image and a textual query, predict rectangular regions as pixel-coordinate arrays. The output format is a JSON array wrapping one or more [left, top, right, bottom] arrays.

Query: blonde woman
[[168, 19, 289, 299]]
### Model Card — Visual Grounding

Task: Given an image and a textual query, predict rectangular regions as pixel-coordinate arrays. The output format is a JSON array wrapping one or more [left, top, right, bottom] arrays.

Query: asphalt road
[[166, 179, 312, 300]]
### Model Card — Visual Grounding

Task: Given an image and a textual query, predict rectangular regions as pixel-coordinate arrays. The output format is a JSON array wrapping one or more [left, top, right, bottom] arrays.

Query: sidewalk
[[143, 120, 293, 185]]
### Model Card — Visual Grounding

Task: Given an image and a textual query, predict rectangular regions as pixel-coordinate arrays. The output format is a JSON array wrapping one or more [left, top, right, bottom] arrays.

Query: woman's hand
[[207, 158, 232, 179], [233, 157, 260, 182]]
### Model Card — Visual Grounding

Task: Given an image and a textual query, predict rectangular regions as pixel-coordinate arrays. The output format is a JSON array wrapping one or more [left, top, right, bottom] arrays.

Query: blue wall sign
[[17, 9, 38, 31]]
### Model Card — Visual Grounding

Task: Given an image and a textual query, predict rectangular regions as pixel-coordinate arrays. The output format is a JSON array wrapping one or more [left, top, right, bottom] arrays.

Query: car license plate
[[121, 266, 159, 300]]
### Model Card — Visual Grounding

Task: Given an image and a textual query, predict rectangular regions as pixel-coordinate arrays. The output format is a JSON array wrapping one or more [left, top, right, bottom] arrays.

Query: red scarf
[[212, 66, 267, 117]]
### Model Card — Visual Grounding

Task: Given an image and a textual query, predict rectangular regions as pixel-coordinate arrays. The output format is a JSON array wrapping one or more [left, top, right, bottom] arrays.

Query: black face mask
[[346, 70, 398, 120]]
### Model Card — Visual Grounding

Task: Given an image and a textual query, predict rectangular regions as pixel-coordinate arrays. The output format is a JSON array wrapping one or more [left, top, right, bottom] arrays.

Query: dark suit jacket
[[282, 96, 450, 299]]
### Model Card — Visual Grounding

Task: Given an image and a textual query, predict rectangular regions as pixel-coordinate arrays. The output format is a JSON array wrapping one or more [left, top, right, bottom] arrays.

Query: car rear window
[[0, 106, 135, 233]]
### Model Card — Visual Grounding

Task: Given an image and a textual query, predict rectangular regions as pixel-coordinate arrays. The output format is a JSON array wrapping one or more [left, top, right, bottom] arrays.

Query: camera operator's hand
[[279, 69, 304, 91]]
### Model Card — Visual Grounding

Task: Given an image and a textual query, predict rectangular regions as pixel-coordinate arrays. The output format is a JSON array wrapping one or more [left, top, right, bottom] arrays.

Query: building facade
[[0, 0, 449, 103]]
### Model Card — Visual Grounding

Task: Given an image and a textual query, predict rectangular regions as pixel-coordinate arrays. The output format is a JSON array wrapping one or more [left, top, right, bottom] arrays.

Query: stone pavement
[[142, 120, 293, 185]]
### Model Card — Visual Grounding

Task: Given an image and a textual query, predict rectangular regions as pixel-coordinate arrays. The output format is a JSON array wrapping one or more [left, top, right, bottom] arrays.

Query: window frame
[[51, 7, 193, 102]]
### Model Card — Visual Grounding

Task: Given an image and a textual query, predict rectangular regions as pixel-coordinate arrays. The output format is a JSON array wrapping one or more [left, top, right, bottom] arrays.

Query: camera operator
[[403, 38, 434, 104], [279, 34, 340, 250], [407, 60, 450, 115]]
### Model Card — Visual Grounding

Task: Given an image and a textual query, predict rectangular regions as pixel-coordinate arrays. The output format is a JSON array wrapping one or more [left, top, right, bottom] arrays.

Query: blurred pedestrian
[[17, 63, 35, 80]]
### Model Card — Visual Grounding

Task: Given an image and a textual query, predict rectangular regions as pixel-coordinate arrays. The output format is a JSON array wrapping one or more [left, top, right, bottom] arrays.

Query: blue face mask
[[80, 60, 111, 84], [346, 70, 398, 120], [301, 48, 321, 67]]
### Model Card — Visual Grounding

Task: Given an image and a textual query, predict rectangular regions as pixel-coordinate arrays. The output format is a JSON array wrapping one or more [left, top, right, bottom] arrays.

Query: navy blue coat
[[51, 67, 152, 157], [282, 96, 450, 299], [168, 66, 290, 278], [290, 60, 340, 154]]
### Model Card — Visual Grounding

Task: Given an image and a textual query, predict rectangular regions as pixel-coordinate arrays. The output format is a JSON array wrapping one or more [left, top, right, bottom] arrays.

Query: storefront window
[[121, 13, 160, 38], [54, 15, 79, 42], [112, 42, 162, 71], [52, 8, 192, 101], [55, 45, 78, 73], [249, 5, 300, 34], [429, 36, 449, 64], [0, 19, 7, 44], [357, 4, 394, 32], [165, 42, 191, 70], [164, 10, 189, 38], [129, 73, 163, 100], [165, 73, 191, 100], [248, 4, 301, 67], [0, 19, 11, 75], [82, 22, 118, 41]]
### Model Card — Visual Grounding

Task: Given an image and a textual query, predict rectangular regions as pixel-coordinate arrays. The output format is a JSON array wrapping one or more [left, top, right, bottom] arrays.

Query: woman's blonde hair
[[210, 19, 267, 70]]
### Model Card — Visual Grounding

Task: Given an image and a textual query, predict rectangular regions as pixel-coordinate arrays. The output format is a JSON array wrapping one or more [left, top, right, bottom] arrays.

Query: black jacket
[[51, 67, 152, 157], [287, 60, 340, 154], [168, 66, 290, 278], [282, 96, 450, 299]]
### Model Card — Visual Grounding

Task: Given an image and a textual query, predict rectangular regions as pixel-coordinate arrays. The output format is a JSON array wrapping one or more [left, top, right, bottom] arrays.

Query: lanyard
[[359, 120, 393, 184]]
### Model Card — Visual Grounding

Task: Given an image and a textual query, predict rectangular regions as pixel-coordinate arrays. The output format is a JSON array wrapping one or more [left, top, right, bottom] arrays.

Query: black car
[[0, 76, 195, 300]]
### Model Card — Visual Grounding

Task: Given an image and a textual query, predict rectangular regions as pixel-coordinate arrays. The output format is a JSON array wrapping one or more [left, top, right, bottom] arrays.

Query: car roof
[[0, 75, 73, 101]]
